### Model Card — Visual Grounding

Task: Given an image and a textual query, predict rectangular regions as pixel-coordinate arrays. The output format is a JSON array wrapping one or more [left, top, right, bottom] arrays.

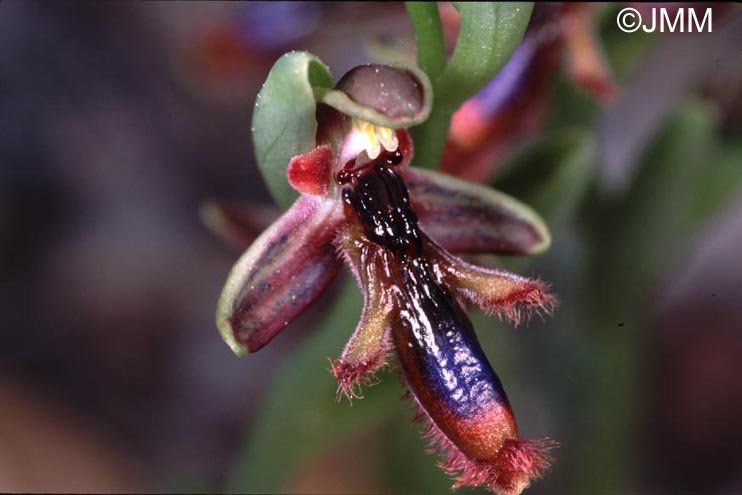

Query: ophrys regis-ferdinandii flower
[[215, 56, 557, 495]]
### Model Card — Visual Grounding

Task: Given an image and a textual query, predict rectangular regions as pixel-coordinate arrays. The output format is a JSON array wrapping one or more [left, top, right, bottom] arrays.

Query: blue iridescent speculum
[[214, 57, 556, 495]]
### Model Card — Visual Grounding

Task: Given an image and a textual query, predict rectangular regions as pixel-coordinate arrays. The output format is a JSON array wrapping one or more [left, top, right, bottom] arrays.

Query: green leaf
[[411, 2, 534, 168], [438, 2, 534, 108], [252, 52, 334, 209], [494, 128, 596, 226], [586, 100, 719, 312], [683, 140, 742, 230], [229, 280, 400, 492]]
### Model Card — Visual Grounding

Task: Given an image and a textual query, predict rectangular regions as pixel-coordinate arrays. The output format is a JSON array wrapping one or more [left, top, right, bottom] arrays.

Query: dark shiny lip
[[341, 154, 421, 253], [336, 149, 404, 185], [332, 155, 556, 492], [341, 155, 515, 452], [394, 253, 512, 416]]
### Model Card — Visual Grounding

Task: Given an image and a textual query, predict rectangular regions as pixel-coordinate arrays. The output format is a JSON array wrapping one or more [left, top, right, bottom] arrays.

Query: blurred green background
[[1, 2, 741, 494]]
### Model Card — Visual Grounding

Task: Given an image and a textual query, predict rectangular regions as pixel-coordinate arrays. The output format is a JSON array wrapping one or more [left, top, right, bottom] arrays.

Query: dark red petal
[[287, 145, 333, 196], [216, 195, 343, 355]]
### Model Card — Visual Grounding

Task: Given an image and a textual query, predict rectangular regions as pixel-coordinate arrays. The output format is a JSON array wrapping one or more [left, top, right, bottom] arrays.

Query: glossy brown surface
[[338, 154, 517, 460]]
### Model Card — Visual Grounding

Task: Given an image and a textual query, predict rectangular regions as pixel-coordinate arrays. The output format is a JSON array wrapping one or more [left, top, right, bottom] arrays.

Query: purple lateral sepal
[[399, 168, 550, 256], [216, 195, 343, 355]]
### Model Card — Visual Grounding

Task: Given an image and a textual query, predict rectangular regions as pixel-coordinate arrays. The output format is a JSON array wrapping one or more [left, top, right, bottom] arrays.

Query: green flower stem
[[410, 101, 457, 169], [405, 2, 446, 81]]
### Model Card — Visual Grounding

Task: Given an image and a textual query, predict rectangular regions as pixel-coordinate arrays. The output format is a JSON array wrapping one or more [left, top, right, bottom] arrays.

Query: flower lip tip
[[444, 437, 557, 495]]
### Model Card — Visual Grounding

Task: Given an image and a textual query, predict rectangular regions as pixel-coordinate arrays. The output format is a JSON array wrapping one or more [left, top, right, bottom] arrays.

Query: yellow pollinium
[[353, 119, 398, 160]]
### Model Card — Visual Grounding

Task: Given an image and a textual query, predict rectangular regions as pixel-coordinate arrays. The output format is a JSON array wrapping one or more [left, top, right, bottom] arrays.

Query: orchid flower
[[215, 54, 556, 495]]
